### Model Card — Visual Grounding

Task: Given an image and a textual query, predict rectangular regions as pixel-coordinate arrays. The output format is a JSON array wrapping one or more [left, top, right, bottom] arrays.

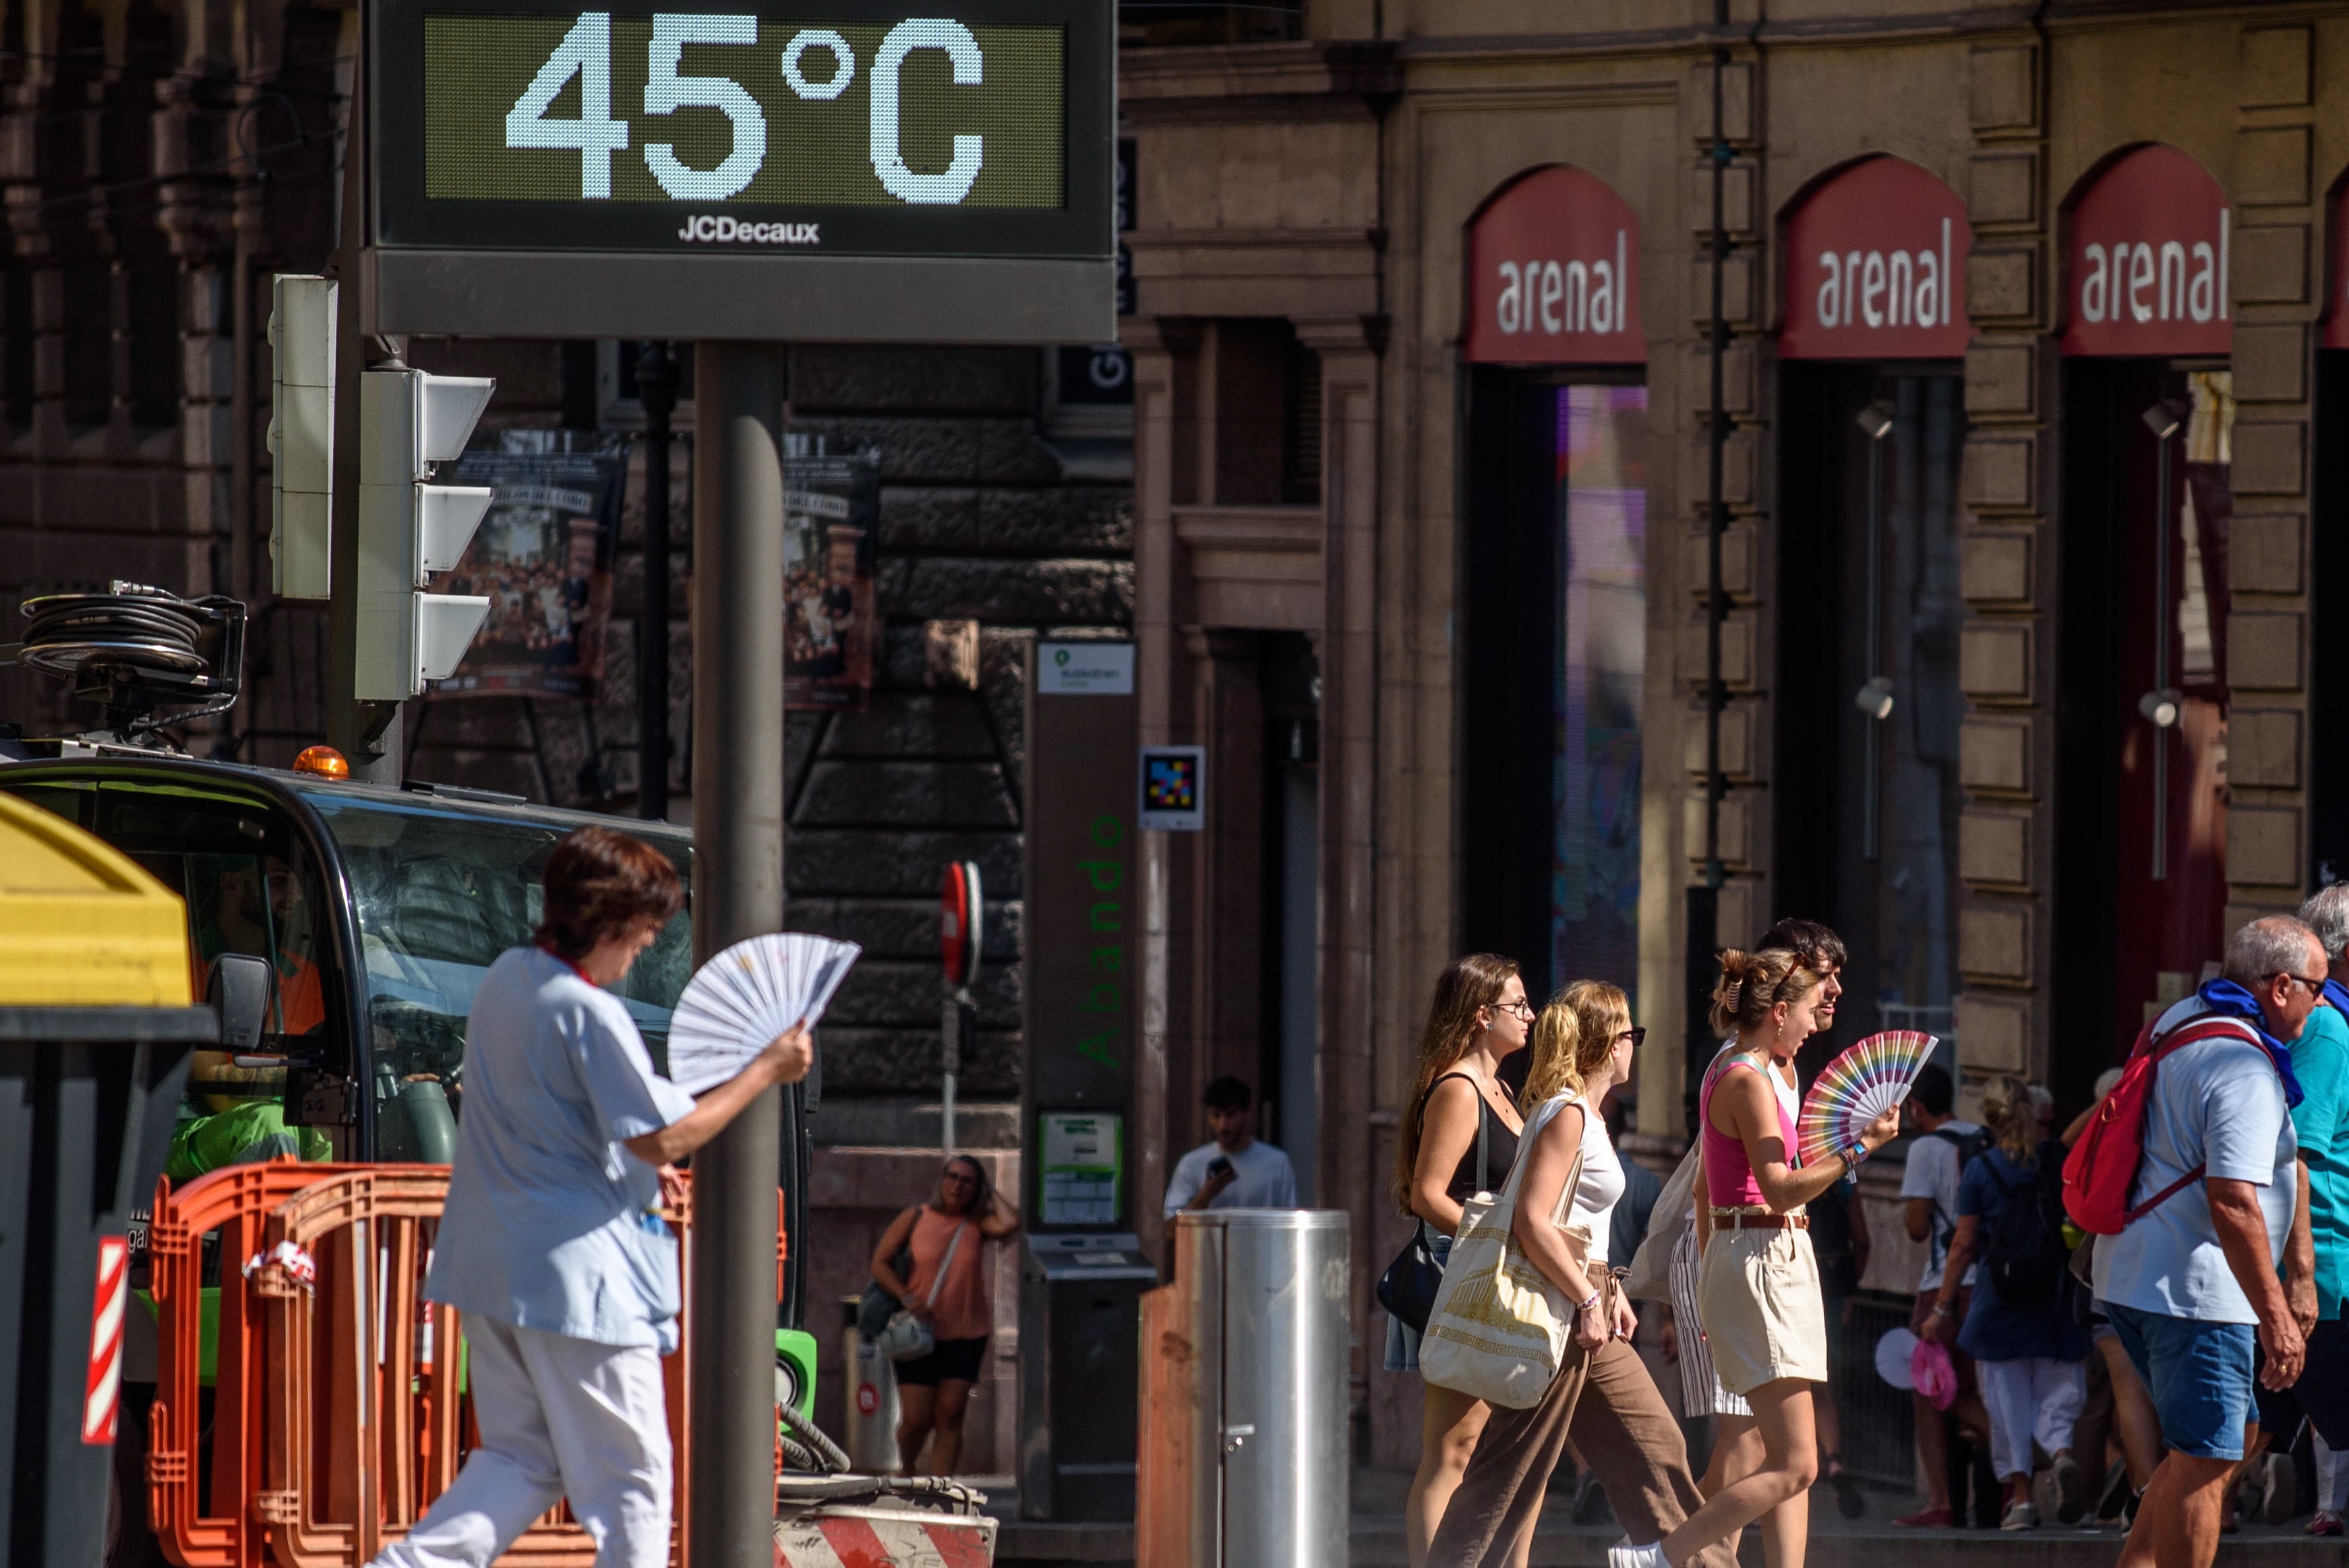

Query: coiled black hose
[[17, 584, 217, 678], [10, 583, 244, 737], [779, 1395, 852, 1475]]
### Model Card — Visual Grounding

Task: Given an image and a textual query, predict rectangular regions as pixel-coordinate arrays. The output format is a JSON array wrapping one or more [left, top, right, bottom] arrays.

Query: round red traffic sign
[[941, 860, 983, 988]]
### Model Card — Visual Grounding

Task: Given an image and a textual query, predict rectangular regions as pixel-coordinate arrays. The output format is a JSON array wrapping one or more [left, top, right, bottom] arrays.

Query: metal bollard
[[839, 1298, 901, 1473], [1136, 1211, 1350, 1567]]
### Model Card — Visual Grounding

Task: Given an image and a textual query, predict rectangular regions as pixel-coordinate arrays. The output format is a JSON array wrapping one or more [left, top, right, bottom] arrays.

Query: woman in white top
[[1428, 983, 1733, 1568]]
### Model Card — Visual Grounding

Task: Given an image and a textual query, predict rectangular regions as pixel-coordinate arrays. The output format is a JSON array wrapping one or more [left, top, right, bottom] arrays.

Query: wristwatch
[[1932, 1300, 1955, 1319]]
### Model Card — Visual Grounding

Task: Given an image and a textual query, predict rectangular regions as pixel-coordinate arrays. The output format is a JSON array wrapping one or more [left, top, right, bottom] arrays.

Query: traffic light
[[266, 275, 336, 599], [354, 368, 496, 700]]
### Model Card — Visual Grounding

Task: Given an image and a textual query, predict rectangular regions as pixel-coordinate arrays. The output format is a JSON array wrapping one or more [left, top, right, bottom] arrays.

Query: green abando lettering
[[1073, 1026, 1120, 1068]]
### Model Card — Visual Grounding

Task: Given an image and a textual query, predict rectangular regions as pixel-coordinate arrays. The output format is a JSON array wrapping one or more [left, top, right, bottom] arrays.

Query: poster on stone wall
[[783, 435, 880, 711], [427, 431, 631, 701]]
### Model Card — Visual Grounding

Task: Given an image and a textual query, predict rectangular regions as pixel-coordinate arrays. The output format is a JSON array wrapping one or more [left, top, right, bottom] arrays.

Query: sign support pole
[[688, 340, 787, 1568], [638, 342, 679, 820], [324, 24, 403, 783]]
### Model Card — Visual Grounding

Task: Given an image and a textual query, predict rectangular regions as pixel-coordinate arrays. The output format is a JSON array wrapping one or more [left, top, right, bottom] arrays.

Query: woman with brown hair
[[1389, 954, 1530, 1568], [1611, 948, 1899, 1568], [371, 827, 812, 1568], [870, 1153, 1023, 1474], [1428, 982, 1732, 1568]]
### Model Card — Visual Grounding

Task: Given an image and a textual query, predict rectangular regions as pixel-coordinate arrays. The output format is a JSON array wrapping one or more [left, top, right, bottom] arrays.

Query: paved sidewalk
[[980, 1474, 2349, 1567]]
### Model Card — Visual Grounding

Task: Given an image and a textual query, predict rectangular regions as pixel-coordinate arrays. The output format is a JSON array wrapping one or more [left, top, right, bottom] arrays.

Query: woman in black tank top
[[1389, 956, 1531, 1568], [1440, 1073, 1522, 1203]]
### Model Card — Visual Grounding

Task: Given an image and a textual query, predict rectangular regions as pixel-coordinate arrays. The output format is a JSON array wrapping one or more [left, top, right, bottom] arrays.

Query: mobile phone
[[1207, 1155, 1235, 1180]]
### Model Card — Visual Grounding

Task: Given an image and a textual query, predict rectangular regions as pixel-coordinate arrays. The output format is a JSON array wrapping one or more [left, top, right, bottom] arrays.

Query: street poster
[[429, 430, 630, 700], [1038, 1111, 1123, 1228], [783, 438, 881, 711]]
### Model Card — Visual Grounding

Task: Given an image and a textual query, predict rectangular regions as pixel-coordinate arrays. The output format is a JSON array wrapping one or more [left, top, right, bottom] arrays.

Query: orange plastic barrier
[[147, 1161, 787, 1568], [148, 1162, 377, 1568]]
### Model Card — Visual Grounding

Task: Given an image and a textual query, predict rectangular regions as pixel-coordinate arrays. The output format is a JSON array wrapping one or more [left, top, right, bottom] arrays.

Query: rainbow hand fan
[[1796, 1031, 1939, 1169]]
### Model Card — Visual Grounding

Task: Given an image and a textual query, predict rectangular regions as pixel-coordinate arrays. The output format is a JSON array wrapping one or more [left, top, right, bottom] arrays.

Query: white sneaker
[[2000, 1500, 2040, 1531], [1608, 1541, 1669, 1568]]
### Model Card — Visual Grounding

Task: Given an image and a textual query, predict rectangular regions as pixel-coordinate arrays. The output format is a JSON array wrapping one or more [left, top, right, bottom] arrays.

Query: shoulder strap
[[2112, 1017, 2255, 1226], [926, 1220, 970, 1306], [1434, 1071, 1494, 1193], [2146, 1014, 2262, 1060]]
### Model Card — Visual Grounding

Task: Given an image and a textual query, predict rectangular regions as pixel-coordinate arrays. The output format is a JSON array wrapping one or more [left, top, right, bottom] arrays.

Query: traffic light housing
[[266, 275, 336, 599], [355, 369, 496, 700]]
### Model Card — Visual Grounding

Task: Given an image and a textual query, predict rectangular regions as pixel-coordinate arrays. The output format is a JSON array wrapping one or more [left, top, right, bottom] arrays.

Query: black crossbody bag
[[1376, 1095, 1488, 1334]]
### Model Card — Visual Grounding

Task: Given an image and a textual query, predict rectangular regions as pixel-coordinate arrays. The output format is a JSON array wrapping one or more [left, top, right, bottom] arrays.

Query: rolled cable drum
[[5, 582, 245, 738], [16, 589, 211, 677]]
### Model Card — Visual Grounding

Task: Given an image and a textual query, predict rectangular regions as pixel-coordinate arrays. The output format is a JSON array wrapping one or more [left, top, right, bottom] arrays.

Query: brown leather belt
[[1710, 1209, 1808, 1231]]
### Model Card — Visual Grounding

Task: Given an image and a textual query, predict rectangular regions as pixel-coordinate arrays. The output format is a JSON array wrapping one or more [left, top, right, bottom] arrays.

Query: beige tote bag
[[1417, 1095, 1593, 1410]]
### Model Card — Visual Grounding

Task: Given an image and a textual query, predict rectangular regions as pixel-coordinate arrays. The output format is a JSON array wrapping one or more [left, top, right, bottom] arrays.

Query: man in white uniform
[[1164, 1076, 1297, 1213]]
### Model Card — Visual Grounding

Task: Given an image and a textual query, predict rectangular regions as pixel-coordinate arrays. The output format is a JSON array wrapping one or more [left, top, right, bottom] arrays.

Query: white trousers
[[1975, 1356, 2083, 1481], [371, 1317, 672, 1568], [2319, 1430, 2349, 1513]]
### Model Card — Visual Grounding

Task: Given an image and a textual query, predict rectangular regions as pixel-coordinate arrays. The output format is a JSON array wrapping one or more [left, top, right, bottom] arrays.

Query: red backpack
[[2060, 1011, 2269, 1236]]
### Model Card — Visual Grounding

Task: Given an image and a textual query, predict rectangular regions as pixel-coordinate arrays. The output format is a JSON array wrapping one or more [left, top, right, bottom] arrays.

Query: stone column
[[1953, 36, 2052, 1089], [2221, 22, 2320, 932], [1677, 52, 1766, 1096], [1184, 626, 1266, 1133], [1129, 317, 1200, 1260], [1295, 314, 1379, 1442]]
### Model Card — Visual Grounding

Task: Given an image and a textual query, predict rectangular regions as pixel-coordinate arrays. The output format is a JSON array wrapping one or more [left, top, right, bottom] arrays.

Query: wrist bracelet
[[1932, 1300, 1954, 1319], [1576, 1292, 1602, 1313]]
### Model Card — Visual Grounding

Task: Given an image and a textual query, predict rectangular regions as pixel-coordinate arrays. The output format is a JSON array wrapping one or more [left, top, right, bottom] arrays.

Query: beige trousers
[[1427, 1333, 1739, 1568]]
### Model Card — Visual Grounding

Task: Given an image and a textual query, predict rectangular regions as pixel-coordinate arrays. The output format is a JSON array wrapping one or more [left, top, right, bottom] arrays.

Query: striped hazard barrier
[[773, 1506, 996, 1567], [83, 1234, 129, 1445]]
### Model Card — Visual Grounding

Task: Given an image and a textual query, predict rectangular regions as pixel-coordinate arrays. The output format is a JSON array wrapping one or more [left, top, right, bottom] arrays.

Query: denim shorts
[[1382, 1230, 1452, 1372], [2106, 1301, 2255, 1460]]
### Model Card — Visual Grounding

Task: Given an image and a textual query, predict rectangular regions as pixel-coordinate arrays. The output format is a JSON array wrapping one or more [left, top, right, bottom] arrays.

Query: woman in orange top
[[869, 1155, 1021, 1474]]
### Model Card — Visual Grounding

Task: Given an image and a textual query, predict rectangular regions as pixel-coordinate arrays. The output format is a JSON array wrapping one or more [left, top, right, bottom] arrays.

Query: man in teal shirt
[[2250, 888, 2349, 1473]]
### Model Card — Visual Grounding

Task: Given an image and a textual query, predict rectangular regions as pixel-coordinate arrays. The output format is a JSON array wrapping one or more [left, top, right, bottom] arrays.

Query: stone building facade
[[1122, 0, 2349, 1475]]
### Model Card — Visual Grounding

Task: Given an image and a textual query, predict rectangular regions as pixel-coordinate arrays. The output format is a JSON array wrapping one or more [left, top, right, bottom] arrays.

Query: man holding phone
[[1164, 1076, 1298, 1213]]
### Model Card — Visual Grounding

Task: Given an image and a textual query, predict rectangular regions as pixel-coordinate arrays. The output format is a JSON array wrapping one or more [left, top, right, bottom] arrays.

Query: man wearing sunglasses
[[2095, 916, 2314, 1568]]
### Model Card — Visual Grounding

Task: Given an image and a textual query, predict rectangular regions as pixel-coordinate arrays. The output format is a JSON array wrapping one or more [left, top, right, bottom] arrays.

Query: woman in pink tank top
[[1610, 946, 1898, 1568]]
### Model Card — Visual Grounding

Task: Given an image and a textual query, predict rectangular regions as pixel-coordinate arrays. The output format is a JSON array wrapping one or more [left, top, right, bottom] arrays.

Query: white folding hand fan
[[664, 932, 860, 1094]]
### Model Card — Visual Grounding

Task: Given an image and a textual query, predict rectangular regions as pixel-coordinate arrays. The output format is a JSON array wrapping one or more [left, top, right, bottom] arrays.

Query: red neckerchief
[[539, 944, 595, 984]]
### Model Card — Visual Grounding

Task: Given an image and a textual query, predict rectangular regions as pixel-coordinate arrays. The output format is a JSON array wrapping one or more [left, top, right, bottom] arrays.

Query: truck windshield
[[304, 795, 694, 1106]]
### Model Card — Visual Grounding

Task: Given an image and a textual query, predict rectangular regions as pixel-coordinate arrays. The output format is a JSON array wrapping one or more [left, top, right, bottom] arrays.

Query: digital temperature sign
[[365, 0, 1114, 342]]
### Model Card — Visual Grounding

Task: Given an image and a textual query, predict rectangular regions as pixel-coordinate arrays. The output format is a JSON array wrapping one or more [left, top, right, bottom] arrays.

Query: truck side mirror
[[207, 953, 272, 1052]]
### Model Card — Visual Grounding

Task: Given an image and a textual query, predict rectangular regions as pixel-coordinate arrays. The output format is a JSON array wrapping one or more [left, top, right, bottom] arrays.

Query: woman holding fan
[[370, 827, 814, 1568], [1609, 948, 1899, 1568], [1428, 983, 1732, 1568]]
